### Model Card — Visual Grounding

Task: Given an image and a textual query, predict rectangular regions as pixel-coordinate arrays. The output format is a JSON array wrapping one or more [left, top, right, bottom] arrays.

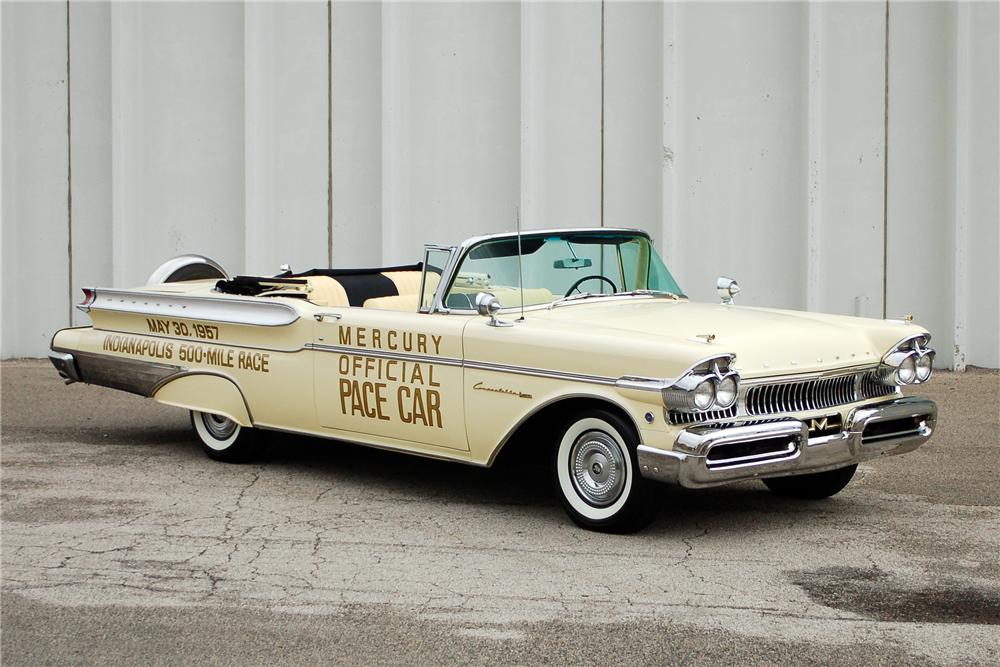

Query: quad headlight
[[879, 334, 934, 386], [663, 355, 740, 412]]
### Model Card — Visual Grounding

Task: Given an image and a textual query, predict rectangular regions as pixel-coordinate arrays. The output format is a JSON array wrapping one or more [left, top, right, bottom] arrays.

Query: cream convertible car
[[50, 229, 938, 532]]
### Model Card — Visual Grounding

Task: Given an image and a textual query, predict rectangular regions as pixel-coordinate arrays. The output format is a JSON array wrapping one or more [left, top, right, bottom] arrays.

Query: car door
[[313, 306, 470, 452]]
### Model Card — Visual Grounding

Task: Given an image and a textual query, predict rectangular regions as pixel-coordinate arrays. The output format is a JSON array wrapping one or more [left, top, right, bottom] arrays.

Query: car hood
[[536, 299, 924, 377]]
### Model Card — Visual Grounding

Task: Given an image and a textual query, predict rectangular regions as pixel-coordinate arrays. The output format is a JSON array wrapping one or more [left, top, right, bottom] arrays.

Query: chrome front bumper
[[638, 396, 937, 489]]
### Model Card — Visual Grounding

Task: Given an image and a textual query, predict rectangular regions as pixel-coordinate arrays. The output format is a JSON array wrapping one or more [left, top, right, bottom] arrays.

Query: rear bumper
[[49, 352, 81, 384], [638, 396, 937, 489], [49, 349, 183, 396]]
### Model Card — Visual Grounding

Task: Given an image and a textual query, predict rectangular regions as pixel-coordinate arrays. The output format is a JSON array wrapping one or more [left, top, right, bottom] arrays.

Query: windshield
[[442, 232, 684, 310]]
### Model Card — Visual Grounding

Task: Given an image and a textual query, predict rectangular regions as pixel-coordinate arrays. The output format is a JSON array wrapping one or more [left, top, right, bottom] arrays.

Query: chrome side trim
[[464, 359, 617, 386], [308, 343, 641, 387], [51, 349, 186, 397], [79, 288, 301, 327], [616, 376, 673, 392], [306, 342, 463, 367]]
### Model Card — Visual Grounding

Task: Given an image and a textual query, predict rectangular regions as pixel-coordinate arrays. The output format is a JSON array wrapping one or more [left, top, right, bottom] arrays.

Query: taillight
[[80, 288, 96, 307]]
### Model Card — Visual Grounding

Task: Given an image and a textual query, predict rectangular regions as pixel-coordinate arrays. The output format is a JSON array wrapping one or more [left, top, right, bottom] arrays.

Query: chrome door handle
[[313, 312, 343, 322]]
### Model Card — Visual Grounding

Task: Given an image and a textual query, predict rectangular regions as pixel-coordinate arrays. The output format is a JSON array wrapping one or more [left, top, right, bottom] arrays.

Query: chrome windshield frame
[[424, 227, 657, 314]]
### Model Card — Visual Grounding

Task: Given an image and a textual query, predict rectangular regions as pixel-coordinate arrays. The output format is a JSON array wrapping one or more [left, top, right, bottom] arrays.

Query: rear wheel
[[190, 410, 263, 463], [553, 409, 656, 533], [762, 464, 857, 499]]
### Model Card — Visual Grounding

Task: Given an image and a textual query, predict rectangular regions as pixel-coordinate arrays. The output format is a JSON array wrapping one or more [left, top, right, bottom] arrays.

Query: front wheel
[[762, 464, 857, 499], [190, 411, 263, 463], [553, 409, 656, 533]]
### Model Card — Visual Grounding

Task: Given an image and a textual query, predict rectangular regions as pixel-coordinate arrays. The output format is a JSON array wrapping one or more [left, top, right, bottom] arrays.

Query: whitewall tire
[[190, 411, 263, 463], [553, 409, 655, 532]]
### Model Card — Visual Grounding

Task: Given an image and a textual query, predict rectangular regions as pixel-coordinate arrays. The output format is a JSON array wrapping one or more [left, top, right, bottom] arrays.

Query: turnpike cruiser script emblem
[[472, 381, 533, 400], [49, 228, 938, 532]]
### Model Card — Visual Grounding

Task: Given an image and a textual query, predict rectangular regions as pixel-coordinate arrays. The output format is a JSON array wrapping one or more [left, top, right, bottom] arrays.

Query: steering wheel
[[564, 275, 618, 297]]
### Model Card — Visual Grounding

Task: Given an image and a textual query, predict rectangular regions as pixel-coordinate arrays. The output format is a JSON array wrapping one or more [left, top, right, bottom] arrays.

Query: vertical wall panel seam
[[599, 0, 605, 227], [326, 0, 333, 268], [65, 0, 73, 324], [805, 3, 822, 312], [881, 0, 890, 319], [952, 3, 970, 371]]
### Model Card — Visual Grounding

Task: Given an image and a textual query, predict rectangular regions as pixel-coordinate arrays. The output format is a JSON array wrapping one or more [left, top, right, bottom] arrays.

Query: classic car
[[49, 228, 938, 532]]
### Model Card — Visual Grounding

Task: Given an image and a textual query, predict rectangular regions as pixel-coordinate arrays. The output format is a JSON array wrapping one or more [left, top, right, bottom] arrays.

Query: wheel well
[[490, 396, 640, 468]]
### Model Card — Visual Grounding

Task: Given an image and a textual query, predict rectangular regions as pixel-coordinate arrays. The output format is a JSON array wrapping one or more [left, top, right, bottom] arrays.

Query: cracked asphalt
[[2, 360, 999, 665]]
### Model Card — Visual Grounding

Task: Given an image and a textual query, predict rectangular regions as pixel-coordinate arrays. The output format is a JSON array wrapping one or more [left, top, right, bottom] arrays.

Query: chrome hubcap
[[570, 430, 626, 507], [202, 413, 237, 440]]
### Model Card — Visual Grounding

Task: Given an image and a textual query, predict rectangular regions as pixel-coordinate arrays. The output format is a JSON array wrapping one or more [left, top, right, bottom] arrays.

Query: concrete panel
[[960, 1, 999, 368], [111, 1, 245, 287], [520, 1, 601, 231], [244, 1, 328, 276], [604, 1, 662, 234], [382, 1, 521, 262], [1, 1, 70, 357], [809, 2, 886, 319], [332, 1, 382, 267], [69, 1, 112, 324], [886, 2, 956, 364], [672, 2, 809, 307]]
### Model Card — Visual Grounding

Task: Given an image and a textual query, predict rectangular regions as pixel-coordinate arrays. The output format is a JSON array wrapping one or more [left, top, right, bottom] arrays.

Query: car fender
[[153, 373, 253, 427]]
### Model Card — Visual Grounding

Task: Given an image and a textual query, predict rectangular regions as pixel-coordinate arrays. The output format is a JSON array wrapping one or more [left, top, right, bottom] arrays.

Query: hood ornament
[[695, 334, 716, 344]]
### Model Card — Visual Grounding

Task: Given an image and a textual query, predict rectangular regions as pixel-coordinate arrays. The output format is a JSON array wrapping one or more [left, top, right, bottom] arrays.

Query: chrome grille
[[670, 369, 896, 425], [669, 405, 737, 425], [745, 370, 895, 416]]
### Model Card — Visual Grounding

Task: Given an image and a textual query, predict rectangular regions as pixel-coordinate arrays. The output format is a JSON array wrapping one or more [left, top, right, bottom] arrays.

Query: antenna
[[516, 207, 525, 322]]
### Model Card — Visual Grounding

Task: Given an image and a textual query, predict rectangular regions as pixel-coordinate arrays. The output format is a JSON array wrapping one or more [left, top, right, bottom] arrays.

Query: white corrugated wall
[[2, 1, 998, 367]]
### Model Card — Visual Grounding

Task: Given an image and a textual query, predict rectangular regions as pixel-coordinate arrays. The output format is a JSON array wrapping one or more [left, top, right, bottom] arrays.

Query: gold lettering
[[397, 386, 412, 423], [426, 389, 442, 428], [338, 378, 352, 414], [339, 326, 352, 346]]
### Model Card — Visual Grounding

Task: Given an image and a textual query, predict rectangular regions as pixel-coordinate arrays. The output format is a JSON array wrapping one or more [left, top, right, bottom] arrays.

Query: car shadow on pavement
[[253, 429, 859, 533]]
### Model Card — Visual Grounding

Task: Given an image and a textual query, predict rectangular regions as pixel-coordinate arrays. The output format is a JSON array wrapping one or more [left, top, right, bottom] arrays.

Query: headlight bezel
[[879, 333, 934, 386], [662, 354, 741, 413]]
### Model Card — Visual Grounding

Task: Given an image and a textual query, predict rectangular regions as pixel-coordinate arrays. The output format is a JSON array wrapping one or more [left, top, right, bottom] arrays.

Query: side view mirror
[[717, 276, 741, 305], [475, 292, 513, 328]]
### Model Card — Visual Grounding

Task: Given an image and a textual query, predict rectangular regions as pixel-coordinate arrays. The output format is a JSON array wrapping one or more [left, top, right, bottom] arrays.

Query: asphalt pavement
[[2, 360, 998, 665]]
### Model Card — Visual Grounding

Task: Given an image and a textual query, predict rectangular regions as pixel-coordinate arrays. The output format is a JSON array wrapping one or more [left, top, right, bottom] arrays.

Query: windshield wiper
[[548, 289, 681, 309]]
